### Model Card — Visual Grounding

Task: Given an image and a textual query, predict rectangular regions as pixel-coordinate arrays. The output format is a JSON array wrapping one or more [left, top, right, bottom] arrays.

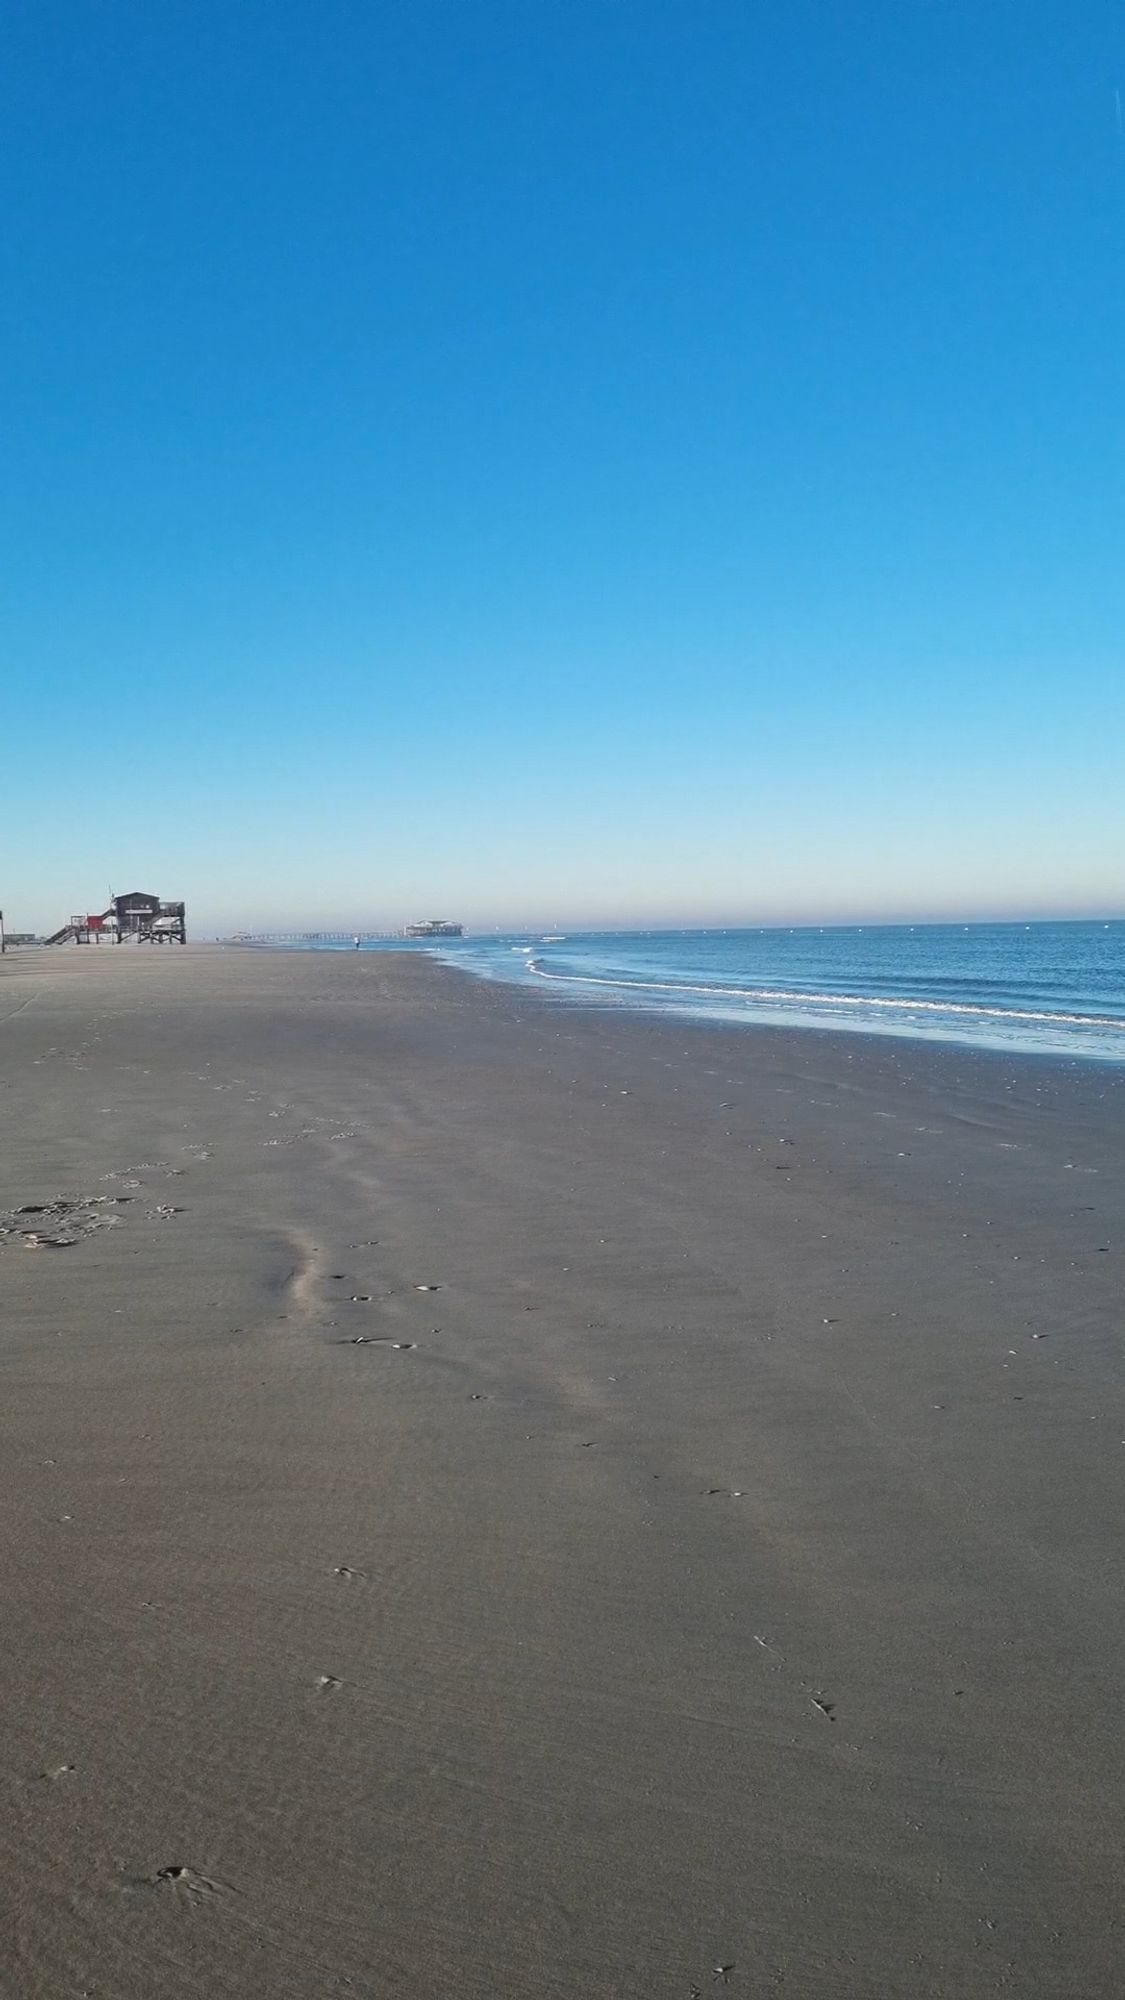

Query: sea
[[309, 922, 1125, 1064]]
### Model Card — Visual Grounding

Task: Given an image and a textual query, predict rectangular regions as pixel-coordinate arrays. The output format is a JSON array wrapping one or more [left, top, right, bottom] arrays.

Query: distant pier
[[226, 923, 463, 946], [226, 931, 411, 946]]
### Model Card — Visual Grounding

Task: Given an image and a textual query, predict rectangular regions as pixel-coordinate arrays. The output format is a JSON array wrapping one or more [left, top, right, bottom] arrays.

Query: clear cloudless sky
[[2, 0, 1123, 934]]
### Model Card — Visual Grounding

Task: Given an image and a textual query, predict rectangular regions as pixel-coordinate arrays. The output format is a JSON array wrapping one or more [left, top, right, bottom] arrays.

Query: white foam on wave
[[524, 959, 1125, 1033]]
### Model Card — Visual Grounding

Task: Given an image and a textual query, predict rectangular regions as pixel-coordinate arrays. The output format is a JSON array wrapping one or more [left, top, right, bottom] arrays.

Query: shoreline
[[219, 931, 1125, 1069], [448, 954, 1125, 1083], [2, 944, 1123, 1996], [224, 936, 1125, 1091]]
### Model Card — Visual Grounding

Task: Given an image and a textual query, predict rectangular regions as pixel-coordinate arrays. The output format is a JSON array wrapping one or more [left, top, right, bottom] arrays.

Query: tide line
[[525, 960, 1125, 1032]]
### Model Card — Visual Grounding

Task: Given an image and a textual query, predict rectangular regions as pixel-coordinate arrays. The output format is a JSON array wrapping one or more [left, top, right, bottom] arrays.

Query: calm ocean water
[[300, 922, 1125, 1062]]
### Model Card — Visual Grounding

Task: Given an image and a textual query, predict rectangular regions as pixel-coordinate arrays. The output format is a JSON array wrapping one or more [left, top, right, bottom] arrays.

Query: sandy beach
[[1, 942, 1123, 1998]]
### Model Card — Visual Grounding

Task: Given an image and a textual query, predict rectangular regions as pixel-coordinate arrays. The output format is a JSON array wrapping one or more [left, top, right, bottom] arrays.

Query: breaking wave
[[525, 959, 1125, 1033]]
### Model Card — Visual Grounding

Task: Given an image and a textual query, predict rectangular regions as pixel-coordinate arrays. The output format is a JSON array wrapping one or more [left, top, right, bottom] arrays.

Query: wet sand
[[1, 942, 1123, 1998]]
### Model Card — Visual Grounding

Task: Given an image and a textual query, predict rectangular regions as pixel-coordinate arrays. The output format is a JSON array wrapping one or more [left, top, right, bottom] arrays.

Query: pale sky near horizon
[[2, 2, 1123, 935]]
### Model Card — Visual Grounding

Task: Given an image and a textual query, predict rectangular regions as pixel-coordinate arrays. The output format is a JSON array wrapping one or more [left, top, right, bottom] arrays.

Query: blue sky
[[2, 1, 1123, 932]]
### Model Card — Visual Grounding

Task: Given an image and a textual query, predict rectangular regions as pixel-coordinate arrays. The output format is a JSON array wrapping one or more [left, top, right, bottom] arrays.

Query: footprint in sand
[[339, 1335, 416, 1349], [126, 1865, 237, 1907], [1, 1195, 135, 1250]]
